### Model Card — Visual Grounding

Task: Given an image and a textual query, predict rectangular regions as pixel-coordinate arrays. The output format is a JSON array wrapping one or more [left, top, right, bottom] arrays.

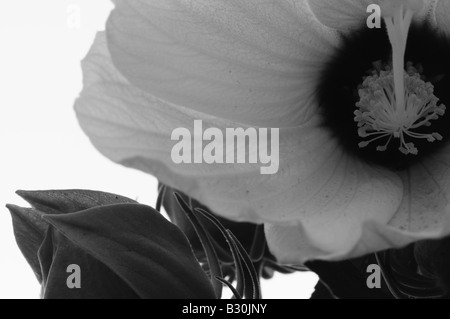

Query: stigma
[[354, 0, 446, 155]]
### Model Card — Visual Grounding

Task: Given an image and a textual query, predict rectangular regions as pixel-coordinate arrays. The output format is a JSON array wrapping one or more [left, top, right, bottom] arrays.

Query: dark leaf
[[43, 203, 216, 299], [7, 205, 47, 282], [17, 189, 136, 214], [376, 244, 445, 299], [306, 256, 392, 299], [174, 193, 223, 298], [228, 231, 261, 299], [310, 281, 336, 299], [6, 190, 137, 283], [39, 227, 139, 299], [216, 277, 242, 299], [195, 208, 245, 299], [163, 186, 261, 264], [155, 185, 166, 212], [415, 237, 450, 295]]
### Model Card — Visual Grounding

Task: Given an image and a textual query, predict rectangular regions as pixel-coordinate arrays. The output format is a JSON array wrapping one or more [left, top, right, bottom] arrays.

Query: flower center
[[355, 63, 445, 155], [354, 0, 446, 155]]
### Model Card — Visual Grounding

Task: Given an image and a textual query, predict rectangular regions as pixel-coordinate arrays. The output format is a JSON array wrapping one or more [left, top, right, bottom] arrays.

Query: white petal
[[77, 33, 409, 262], [307, 0, 375, 31], [266, 163, 403, 264], [106, 0, 336, 127], [389, 152, 450, 233], [434, 0, 450, 35], [266, 148, 450, 264], [340, 150, 450, 259], [75, 32, 328, 223]]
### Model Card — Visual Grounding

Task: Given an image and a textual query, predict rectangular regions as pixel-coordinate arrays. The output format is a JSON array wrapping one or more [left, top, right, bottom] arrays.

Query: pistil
[[354, 0, 446, 155]]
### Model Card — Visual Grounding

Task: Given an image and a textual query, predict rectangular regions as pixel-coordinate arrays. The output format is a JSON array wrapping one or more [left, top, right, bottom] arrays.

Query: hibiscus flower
[[75, 0, 450, 264]]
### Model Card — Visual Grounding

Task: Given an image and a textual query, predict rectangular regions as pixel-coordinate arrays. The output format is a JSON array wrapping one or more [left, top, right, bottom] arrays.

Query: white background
[[0, 0, 318, 299]]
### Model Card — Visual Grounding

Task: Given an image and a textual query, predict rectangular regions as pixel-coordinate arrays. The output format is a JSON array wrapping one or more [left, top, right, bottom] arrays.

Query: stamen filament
[[354, 65, 446, 155], [353, 1, 446, 156], [384, 2, 412, 112]]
